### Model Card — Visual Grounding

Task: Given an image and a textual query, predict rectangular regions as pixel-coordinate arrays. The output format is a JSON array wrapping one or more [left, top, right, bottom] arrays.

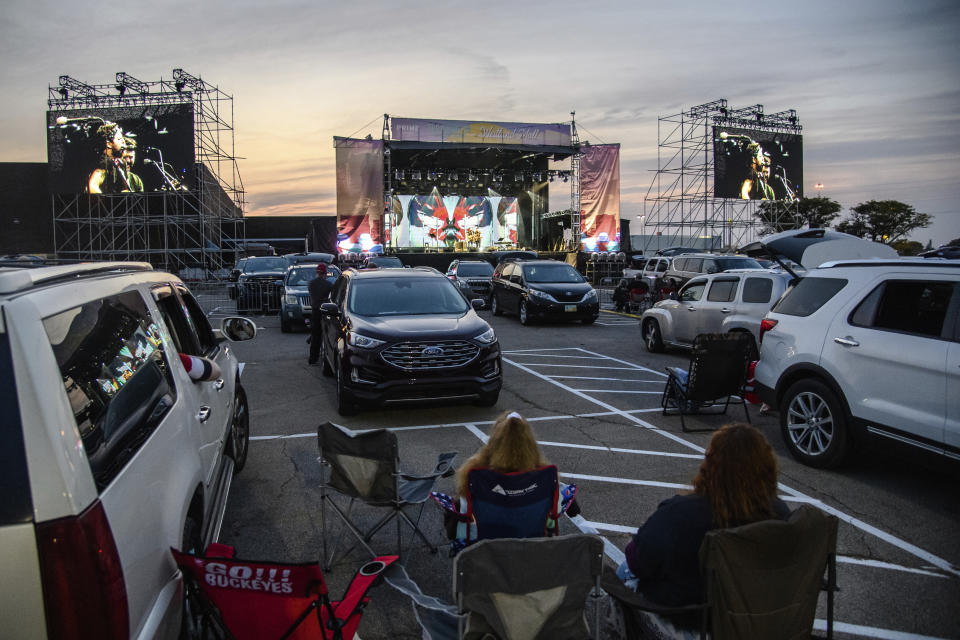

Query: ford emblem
[[422, 346, 444, 357]]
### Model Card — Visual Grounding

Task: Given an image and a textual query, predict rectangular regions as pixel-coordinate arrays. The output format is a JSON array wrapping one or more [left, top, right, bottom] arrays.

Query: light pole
[[637, 215, 646, 254]]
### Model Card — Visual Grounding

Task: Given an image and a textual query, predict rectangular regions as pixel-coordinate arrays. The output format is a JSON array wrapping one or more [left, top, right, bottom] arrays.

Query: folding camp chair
[[431, 465, 578, 555], [383, 534, 606, 640], [171, 543, 397, 640], [661, 332, 754, 432], [317, 421, 456, 569], [602, 504, 839, 640]]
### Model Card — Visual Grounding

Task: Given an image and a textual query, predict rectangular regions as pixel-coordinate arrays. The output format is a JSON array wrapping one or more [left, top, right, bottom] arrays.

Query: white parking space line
[[560, 472, 690, 491], [537, 441, 702, 460], [546, 375, 664, 383], [464, 423, 489, 444], [813, 621, 946, 640], [515, 363, 653, 370], [501, 353, 617, 360], [573, 389, 664, 394]]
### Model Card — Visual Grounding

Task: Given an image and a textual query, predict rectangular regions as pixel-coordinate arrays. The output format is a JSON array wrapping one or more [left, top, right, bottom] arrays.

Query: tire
[[280, 315, 291, 333], [780, 379, 849, 469], [474, 389, 500, 407], [320, 334, 333, 377], [491, 293, 503, 316], [227, 384, 250, 474], [643, 319, 664, 353], [336, 358, 357, 416], [519, 301, 531, 326], [181, 511, 202, 555]]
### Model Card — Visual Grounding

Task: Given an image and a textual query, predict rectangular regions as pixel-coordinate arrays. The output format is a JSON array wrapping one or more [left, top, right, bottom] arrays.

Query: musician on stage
[[121, 138, 145, 192], [740, 143, 775, 201], [88, 122, 135, 193]]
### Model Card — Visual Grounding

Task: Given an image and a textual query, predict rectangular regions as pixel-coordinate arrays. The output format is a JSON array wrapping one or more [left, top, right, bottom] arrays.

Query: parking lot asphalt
[[211, 304, 960, 639]]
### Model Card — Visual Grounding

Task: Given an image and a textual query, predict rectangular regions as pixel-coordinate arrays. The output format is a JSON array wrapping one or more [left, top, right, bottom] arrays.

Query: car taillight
[[759, 318, 778, 343], [36, 500, 129, 640], [448, 275, 457, 281]]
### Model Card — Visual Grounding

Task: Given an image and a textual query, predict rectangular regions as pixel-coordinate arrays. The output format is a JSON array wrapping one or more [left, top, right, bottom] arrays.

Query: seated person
[[440, 411, 580, 544], [617, 423, 789, 631]]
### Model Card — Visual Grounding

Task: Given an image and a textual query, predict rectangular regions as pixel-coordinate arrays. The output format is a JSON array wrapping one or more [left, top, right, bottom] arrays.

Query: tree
[[890, 239, 924, 256], [948, 237, 960, 247], [835, 200, 932, 244], [754, 196, 842, 236]]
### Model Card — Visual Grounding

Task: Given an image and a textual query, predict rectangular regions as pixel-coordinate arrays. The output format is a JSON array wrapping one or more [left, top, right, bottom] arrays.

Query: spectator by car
[[446, 259, 495, 307], [278, 262, 342, 332], [0, 261, 256, 639], [362, 255, 405, 269], [316, 267, 502, 415], [490, 259, 599, 325], [235, 256, 288, 313], [640, 269, 796, 355], [662, 253, 764, 290]]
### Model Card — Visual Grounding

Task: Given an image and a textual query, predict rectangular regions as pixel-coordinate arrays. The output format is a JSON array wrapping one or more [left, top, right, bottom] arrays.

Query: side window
[[178, 288, 217, 355], [684, 258, 703, 273], [680, 280, 707, 302], [672, 258, 687, 272], [704, 259, 719, 274], [707, 277, 739, 302], [154, 286, 199, 355], [501, 263, 515, 279], [851, 280, 954, 338], [332, 278, 348, 307], [743, 277, 774, 303], [656, 260, 668, 273], [43, 291, 176, 491]]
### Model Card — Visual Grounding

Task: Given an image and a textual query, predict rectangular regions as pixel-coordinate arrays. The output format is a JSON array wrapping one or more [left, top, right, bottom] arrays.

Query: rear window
[[43, 291, 177, 491], [742, 277, 774, 303], [772, 277, 848, 317]]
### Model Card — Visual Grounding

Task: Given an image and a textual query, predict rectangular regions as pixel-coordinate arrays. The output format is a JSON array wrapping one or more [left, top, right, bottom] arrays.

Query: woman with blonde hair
[[456, 410, 548, 496], [617, 423, 789, 606]]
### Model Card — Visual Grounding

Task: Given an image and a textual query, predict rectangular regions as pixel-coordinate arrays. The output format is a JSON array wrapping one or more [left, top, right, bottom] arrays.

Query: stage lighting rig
[[115, 72, 150, 96], [57, 75, 96, 100], [171, 68, 205, 92]]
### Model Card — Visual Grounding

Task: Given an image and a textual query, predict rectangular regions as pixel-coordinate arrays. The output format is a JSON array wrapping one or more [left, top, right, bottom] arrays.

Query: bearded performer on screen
[[88, 122, 135, 193]]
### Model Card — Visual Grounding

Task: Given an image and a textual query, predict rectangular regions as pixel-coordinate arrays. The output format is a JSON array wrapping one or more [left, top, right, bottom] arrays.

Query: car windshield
[[457, 262, 494, 277], [287, 268, 317, 286], [244, 257, 287, 273], [715, 257, 762, 271], [369, 257, 404, 268], [523, 264, 584, 283], [348, 278, 469, 316]]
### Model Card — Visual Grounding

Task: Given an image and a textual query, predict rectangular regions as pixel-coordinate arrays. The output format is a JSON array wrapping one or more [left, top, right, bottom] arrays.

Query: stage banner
[[335, 137, 384, 253], [391, 118, 571, 147], [580, 143, 621, 251]]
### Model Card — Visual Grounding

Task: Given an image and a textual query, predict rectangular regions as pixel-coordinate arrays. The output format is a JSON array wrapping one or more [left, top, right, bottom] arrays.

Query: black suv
[[317, 267, 502, 415], [235, 256, 288, 312], [490, 259, 599, 325], [446, 259, 495, 306]]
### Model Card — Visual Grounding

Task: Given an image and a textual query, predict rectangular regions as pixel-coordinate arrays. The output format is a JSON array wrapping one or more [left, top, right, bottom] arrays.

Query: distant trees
[[834, 200, 932, 244], [890, 240, 924, 256], [755, 197, 842, 235]]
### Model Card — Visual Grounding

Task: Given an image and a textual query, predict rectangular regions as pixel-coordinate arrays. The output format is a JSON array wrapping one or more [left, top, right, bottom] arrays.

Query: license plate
[[564, 305, 577, 312]]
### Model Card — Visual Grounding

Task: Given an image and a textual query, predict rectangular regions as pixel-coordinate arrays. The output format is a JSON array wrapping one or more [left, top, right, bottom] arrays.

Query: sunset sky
[[2, 0, 958, 244]]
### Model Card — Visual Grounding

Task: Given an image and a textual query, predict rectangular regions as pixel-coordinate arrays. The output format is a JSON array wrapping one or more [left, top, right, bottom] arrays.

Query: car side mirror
[[320, 302, 340, 316], [219, 317, 257, 342], [471, 298, 484, 310], [669, 292, 678, 301]]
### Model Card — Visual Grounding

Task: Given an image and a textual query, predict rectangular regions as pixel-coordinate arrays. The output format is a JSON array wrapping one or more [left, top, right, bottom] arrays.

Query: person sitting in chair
[[617, 423, 790, 631]]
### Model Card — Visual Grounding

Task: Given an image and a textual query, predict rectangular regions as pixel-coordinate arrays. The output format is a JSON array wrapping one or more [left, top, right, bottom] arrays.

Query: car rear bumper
[[527, 300, 599, 320]]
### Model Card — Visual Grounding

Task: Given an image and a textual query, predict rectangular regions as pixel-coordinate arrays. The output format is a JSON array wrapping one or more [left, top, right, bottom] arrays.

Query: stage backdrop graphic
[[391, 118, 571, 147], [713, 126, 803, 201], [579, 143, 621, 251], [335, 137, 384, 253], [47, 103, 195, 193]]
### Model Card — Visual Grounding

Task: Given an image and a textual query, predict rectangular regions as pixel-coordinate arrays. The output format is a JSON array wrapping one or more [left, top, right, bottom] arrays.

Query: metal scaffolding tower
[[642, 99, 802, 252], [569, 111, 582, 249], [48, 71, 245, 276]]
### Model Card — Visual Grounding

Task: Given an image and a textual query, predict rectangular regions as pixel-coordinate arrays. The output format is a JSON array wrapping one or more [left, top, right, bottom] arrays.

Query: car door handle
[[197, 406, 211, 423], [834, 336, 860, 347], [214, 378, 225, 391], [687, 307, 696, 311], [720, 307, 733, 313]]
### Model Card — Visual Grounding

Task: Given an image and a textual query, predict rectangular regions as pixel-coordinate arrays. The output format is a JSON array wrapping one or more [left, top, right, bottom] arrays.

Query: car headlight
[[528, 289, 555, 303], [347, 331, 386, 349], [474, 326, 497, 345], [284, 294, 298, 305], [583, 289, 598, 302]]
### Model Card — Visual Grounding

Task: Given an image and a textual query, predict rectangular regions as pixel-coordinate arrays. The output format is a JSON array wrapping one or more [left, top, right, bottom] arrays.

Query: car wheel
[[474, 389, 500, 407], [320, 334, 333, 377], [336, 357, 357, 416], [491, 293, 503, 316], [780, 379, 849, 469], [519, 301, 531, 325], [280, 315, 291, 333], [227, 384, 250, 474], [643, 319, 664, 353]]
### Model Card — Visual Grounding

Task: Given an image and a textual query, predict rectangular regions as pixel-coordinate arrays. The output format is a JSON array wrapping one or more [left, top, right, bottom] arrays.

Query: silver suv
[[0, 261, 256, 638], [754, 258, 960, 468], [640, 269, 795, 355]]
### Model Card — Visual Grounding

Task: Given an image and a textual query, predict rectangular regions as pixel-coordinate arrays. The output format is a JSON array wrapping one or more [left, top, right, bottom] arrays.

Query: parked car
[[492, 249, 538, 264], [621, 254, 648, 279], [227, 258, 247, 299], [490, 259, 599, 325], [283, 252, 335, 268], [446, 259, 495, 307], [746, 229, 959, 469], [640, 269, 796, 355], [317, 267, 502, 415], [235, 256, 288, 313], [662, 253, 764, 290], [278, 263, 342, 332], [0, 261, 256, 639], [362, 255, 405, 269], [920, 245, 960, 260], [655, 246, 701, 256]]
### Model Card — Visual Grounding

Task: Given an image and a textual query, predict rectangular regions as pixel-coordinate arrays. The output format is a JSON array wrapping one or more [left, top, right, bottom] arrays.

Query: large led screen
[[713, 127, 802, 201], [47, 104, 195, 194]]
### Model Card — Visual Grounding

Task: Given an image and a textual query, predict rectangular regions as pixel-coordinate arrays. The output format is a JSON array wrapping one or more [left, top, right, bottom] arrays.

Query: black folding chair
[[317, 422, 456, 569], [603, 504, 839, 640], [661, 332, 754, 432]]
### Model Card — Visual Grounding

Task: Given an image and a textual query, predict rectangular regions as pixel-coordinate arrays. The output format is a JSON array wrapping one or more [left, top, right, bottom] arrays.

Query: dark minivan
[[490, 259, 599, 325]]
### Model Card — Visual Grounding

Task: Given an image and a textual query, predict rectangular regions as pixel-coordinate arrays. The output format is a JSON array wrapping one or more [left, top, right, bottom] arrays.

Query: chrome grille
[[297, 293, 311, 306], [466, 279, 492, 294], [381, 340, 480, 370]]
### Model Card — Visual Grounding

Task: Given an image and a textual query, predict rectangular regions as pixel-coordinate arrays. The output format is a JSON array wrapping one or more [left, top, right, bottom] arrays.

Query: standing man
[[308, 263, 334, 365]]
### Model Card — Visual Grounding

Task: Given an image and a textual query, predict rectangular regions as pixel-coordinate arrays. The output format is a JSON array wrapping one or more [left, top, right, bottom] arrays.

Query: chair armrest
[[434, 451, 458, 478], [430, 492, 470, 521]]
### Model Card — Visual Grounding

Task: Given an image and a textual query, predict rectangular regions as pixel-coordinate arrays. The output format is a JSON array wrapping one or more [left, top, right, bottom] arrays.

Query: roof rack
[[0, 262, 154, 296]]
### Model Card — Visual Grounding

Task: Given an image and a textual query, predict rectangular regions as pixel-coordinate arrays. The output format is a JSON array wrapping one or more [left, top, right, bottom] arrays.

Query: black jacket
[[308, 276, 334, 314]]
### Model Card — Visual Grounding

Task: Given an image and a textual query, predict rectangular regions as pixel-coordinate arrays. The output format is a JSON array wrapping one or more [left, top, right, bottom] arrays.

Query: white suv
[[754, 258, 960, 468], [0, 261, 255, 639]]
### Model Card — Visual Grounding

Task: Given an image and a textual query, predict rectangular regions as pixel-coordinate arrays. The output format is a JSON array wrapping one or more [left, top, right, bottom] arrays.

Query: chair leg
[[741, 395, 752, 425], [399, 509, 438, 553]]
